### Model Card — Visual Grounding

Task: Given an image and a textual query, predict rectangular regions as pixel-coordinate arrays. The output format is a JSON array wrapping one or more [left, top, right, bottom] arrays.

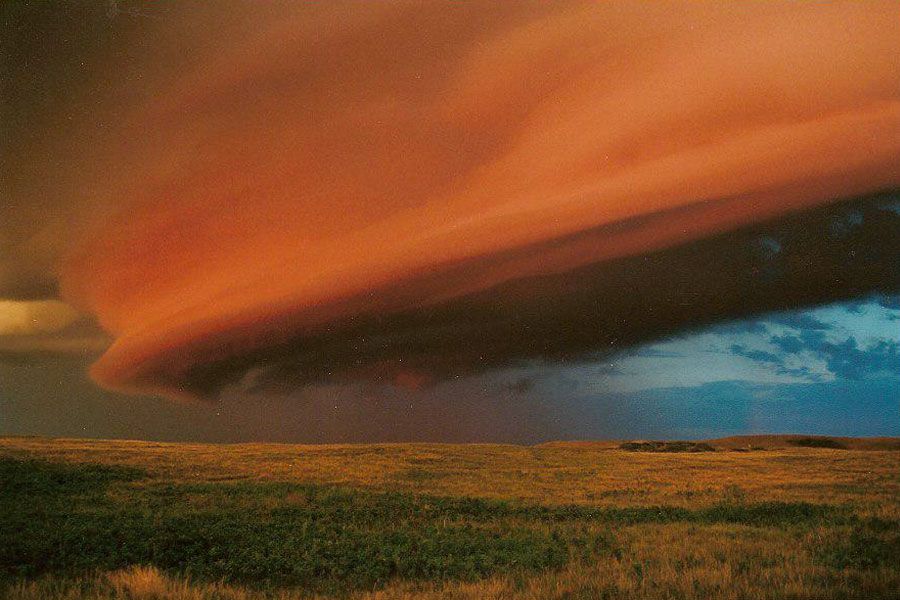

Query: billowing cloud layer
[[3, 1, 899, 400]]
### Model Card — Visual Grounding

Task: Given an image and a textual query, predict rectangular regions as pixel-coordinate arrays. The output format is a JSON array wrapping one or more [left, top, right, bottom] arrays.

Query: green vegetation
[[815, 520, 900, 570], [1, 438, 899, 599], [1, 458, 578, 594], [2, 456, 882, 596]]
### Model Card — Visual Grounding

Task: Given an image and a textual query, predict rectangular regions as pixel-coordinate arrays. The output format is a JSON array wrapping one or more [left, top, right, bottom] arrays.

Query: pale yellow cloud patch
[[0, 300, 81, 336]]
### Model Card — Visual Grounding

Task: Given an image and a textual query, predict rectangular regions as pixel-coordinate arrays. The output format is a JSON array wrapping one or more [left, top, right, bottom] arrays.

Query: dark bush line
[[619, 441, 717, 453], [788, 438, 847, 449]]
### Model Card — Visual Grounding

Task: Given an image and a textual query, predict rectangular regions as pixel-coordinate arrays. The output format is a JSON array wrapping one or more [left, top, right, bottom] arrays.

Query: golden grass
[[6, 566, 253, 600], [2, 436, 898, 599], [2, 436, 897, 513], [107, 566, 183, 600], [6, 535, 899, 600]]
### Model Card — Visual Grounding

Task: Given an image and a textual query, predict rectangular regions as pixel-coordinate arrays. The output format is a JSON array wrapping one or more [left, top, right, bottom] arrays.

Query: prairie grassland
[[1, 436, 898, 599]]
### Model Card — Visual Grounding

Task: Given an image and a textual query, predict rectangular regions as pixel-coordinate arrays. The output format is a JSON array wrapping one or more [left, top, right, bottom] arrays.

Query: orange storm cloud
[[16, 1, 897, 399]]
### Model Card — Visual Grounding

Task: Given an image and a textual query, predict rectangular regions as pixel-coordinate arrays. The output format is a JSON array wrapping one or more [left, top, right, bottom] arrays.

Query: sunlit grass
[[1, 437, 898, 599]]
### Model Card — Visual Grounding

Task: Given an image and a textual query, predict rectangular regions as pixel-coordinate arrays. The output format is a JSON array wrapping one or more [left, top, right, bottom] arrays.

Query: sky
[[2, 293, 898, 442], [1, 1, 898, 442]]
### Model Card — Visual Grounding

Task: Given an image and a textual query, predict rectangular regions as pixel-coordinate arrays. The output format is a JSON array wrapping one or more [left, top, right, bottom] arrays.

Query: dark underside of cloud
[[3, 358, 896, 443], [174, 191, 900, 399], [3, 1, 898, 403]]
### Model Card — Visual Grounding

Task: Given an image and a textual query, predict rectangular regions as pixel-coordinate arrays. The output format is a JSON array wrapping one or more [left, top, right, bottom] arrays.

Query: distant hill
[[705, 434, 900, 451], [539, 435, 900, 451]]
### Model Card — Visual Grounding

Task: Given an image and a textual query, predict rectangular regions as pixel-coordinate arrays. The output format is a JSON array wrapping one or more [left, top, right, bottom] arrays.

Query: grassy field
[[1, 436, 898, 599]]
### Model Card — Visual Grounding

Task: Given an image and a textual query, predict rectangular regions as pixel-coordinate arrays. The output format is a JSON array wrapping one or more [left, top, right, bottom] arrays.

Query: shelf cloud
[[2, 1, 899, 400]]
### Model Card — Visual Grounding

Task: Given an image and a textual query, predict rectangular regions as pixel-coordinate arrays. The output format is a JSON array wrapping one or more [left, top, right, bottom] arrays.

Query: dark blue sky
[[533, 295, 900, 439]]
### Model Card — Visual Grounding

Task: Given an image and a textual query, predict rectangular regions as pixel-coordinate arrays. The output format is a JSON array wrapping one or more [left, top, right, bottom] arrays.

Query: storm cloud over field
[[2, 1, 899, 408]]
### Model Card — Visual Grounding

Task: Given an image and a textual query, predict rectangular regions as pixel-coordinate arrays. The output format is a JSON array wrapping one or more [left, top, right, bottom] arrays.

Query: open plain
[[1, 435, 898, 599]]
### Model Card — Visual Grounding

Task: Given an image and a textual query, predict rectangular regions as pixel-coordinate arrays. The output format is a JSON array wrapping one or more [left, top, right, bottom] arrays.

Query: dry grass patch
[[2, 437, 898, 599]]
